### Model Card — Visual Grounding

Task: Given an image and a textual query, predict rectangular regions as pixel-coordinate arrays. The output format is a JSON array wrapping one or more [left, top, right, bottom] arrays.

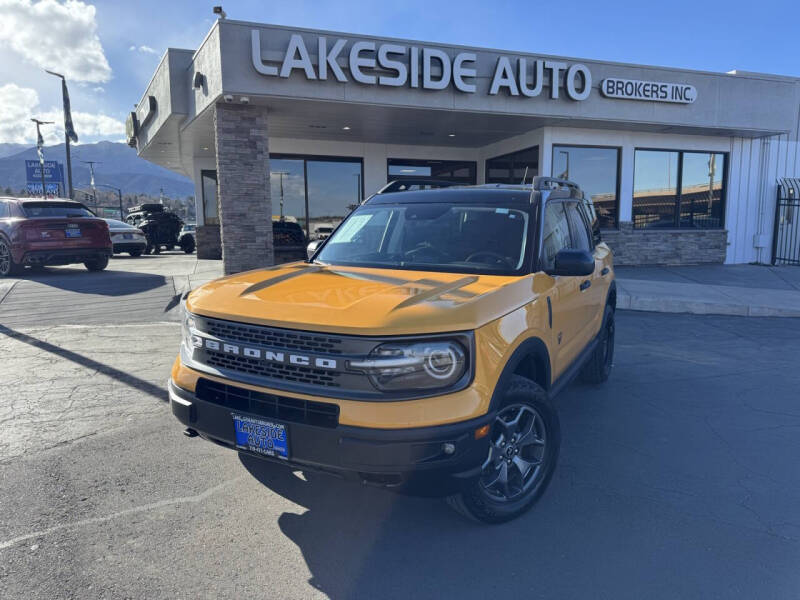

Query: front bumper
[[22, 247, 112, 266], [168, 378, 492, 496]]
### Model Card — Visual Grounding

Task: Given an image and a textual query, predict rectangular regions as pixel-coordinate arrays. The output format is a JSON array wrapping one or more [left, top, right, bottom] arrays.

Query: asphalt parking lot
[[1, 256, 799, 599]]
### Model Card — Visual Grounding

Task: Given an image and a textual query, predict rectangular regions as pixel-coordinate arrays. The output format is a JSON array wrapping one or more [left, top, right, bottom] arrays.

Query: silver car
[[103, 219, 148, 257]]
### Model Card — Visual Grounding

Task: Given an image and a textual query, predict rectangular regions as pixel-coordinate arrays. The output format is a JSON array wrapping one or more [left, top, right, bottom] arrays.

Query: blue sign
[[26, 182, 61, 195], [25, 160, 64, 185]]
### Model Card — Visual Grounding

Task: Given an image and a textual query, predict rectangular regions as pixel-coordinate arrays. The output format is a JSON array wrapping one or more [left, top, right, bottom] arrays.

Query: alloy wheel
[[479, 403, 548, 502], [0, 241, 11, 276]]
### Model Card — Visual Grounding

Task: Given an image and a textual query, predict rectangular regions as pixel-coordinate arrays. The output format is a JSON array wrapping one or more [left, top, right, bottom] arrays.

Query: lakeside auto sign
[[250, 30, 697, 104]]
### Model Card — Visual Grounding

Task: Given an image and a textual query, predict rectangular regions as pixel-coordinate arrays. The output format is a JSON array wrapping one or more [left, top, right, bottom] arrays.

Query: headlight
[[349, 339, 468, 392], [180, 302, 202, 352]]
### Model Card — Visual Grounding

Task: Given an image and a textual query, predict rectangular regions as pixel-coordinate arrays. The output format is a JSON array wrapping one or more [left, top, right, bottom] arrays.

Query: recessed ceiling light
[[202, 146, 209, 150], [448, 133, 456, 137], [342, 126, 351, 130]]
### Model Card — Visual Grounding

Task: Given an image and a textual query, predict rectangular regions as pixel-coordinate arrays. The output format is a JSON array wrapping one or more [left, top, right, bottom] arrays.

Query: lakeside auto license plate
[[232, 414, 289, 459]]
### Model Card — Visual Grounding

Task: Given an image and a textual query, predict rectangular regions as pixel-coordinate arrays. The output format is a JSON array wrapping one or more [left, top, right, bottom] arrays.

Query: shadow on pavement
[[0, 324, 167, 402], [13, 268, 167, 297], [238, 452, 574, 599]]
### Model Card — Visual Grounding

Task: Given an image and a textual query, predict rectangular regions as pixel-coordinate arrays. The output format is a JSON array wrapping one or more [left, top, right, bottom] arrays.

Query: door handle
[[580, 280, 591, 291], [601, 267, 609, 276]]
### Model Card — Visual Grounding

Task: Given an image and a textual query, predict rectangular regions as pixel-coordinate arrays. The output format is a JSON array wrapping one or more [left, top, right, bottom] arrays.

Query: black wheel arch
[[488, 336, 552, 413]]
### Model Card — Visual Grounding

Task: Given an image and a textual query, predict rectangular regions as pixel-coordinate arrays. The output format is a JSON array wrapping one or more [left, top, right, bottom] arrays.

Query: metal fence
[[772, 178, 800, 266]]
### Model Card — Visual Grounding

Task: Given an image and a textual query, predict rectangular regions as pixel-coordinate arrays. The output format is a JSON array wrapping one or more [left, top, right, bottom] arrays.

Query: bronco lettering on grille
[[202, 338, 338, 370]]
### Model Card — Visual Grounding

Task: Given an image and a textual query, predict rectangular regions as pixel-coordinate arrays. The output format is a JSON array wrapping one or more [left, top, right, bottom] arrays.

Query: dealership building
[[129, 19, 800, 273]]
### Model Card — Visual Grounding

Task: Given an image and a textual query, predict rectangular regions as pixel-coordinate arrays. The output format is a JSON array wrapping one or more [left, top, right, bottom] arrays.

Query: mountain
[[0, 144, 32, 159], [0, 141, 194, 197]]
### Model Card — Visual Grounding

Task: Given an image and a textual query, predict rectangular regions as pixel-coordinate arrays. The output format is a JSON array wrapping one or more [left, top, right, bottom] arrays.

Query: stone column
[[213, 103, 274, 274]]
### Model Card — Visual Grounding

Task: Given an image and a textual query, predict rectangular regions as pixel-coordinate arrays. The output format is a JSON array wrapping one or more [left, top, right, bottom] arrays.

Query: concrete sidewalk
[[616, 264, 800, 317]]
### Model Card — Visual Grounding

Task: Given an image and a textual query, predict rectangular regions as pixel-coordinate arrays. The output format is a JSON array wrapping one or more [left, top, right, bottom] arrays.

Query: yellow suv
[[169, 177, 615, 523]]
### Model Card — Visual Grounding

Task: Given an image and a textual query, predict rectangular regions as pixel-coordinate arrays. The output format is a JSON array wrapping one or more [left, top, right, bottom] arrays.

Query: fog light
[[442, 442, 455, 455]]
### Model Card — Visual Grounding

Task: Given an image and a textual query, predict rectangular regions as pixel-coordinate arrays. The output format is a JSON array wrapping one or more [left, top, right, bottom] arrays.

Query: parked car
[[103, 219, 147, 257], [179, 222, 196, 254], [169, 177, 616, 523], [0, 197, 112, 276], [126, 204, 194, 254]]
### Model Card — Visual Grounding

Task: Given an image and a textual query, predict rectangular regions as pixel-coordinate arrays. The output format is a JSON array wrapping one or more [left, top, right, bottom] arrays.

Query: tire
[[84, 255, 109, 272], [129, 249, 143, 257], [580, 305, 615, 385], [447, 375, 560, 524], [0, 238, 22, 277], [180, 236, 195, 254]]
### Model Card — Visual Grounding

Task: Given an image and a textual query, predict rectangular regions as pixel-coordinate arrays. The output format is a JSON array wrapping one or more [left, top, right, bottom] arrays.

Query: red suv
[[0, 198, 113, 277]]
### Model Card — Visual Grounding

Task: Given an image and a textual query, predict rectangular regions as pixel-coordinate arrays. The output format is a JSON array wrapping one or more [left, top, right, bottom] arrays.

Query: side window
[[565, 202, 591, 252], [0, 202, 7, 219], [541, 202, 571, 271]]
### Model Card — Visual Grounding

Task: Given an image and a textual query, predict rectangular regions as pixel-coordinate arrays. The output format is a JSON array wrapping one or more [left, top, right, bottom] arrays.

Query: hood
[[187, 262, 542, 335]]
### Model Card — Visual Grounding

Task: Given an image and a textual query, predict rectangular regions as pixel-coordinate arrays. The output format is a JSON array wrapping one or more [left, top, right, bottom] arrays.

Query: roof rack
[[531, 176, 581, 192]]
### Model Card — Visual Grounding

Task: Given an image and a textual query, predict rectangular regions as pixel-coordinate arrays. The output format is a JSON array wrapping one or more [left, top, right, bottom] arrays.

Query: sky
[[0, 0, 798, 146]]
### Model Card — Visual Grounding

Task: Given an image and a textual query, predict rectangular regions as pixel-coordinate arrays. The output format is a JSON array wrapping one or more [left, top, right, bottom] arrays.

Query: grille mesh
[[195, 378, 339, 428], [205, 351, 341, 387], [204, 320, 343, 355]]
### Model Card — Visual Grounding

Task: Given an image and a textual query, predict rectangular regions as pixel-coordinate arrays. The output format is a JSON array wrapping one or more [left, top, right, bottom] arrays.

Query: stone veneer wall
[[214, 103, 274, 274], [195, 224, 221, 260], [601, 222, 728, 265]]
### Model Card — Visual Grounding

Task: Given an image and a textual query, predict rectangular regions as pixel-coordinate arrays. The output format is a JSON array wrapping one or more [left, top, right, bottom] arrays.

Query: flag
[[62, 79, 78, 143], [36, 125, 45, 166]]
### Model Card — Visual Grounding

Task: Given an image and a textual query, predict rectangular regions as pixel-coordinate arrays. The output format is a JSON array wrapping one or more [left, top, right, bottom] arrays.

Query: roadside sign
[[25, 160, 64, 185], [26, 182, 61, 195]]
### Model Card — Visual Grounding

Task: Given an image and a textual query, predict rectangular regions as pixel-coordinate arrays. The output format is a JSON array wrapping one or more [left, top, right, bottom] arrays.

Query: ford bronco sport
[[169, 176, 615, 523]]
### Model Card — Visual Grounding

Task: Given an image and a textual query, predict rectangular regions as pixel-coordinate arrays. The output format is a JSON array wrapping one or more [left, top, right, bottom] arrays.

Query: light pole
[[93, 183, 124, 219], [271, 170, 289, 220], [44, 70, 77, 199], [81, 161, 100, 212]]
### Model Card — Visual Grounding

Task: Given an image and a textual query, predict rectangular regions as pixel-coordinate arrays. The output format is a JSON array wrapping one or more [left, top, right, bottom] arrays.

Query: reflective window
[[271, 155, 363, 241], [541, 203, 571, 272], [552, 146, 619, 229], [566, 202, 591, 251], [633, 150, 726, 229], [201, 170, 218, 225], [388, 159, 476, 185], [0, 202, 7, 219], [486, 146, 539, 185], [680, 152, 725, 229]]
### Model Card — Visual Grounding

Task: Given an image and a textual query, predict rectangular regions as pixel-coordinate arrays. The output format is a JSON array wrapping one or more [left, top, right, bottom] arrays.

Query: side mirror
[[551, 249, 595, 277], [306, 240, 321, 260]]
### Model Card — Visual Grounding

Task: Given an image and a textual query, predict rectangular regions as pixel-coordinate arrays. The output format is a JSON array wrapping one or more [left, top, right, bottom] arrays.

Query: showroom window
[[552, 145, 620, 229], [485, 146, 539, 185], [633, 150, 727, 229], [201, 170, 218, 225], [387, 158, 476, 185], [270, 155, 363, 240]]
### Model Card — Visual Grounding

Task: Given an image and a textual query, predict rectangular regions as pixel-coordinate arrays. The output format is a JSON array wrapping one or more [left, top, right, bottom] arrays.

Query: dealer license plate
[[65, 228, 82, 238], [232, 414, 289, 459]]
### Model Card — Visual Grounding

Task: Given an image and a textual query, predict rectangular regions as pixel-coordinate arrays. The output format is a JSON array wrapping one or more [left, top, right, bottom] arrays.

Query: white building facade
[[129, 19, 800, 272]]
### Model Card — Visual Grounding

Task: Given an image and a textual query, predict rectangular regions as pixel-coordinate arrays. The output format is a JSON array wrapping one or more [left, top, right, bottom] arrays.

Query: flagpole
[[31, 118, 54, 198], [45, 70, 76, 199]]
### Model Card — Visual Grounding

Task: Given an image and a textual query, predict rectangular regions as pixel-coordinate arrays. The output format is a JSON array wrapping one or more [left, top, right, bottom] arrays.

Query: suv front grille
[[195, 378, 339, 428], [204, 320, 343, 355], [204, 350, 341, 387]]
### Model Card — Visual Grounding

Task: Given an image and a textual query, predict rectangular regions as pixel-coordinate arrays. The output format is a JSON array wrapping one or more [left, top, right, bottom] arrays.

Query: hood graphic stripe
[[391, 276, 479, 311], [240, 266, 323, 296]]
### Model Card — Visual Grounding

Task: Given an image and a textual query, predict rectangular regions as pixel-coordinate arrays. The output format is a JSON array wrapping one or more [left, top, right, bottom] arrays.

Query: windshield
[[315, 202, 530, 275], [23, 202, 94, 218]]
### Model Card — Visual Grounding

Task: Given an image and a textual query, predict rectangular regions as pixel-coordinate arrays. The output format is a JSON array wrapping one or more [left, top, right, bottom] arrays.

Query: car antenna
[[521, 167, 529, 185]]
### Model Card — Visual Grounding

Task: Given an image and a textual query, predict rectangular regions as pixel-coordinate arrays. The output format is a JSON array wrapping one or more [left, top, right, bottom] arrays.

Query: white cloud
[[0, 83, 124, 144], [92, 86, 104, 93], [0, 0, 111, 83], [129, 44, 159, 56]]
